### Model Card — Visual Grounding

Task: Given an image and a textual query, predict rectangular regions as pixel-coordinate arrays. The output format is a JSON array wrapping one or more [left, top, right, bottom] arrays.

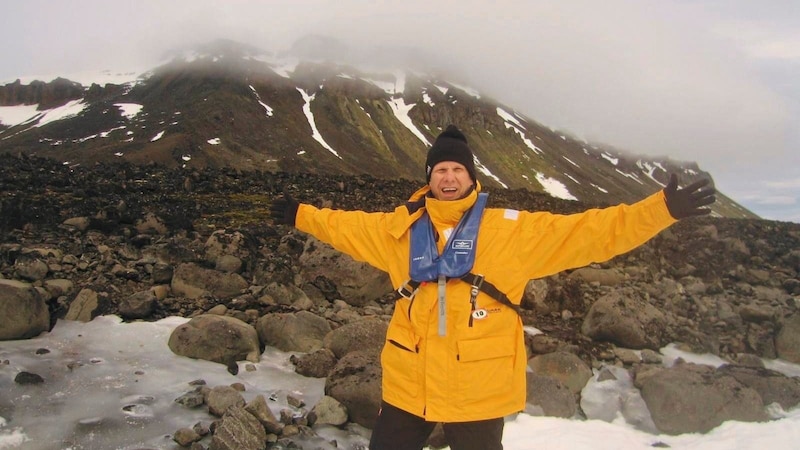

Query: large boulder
[[520, 278, 552, 314], [207, 385, 247, 417], [310, 395, 349, 426], [718, 364, 800, 410], [291, 348, 337, 378], [324, 351, 382, 428], [256, 311, 332, 352], [298, 236, 391, 306], [525, 372, 577, 418], [119, 289, 156, 319], [168, 315, 261, 364], [63, 289, 116, 322], [258, 282, 312, 307], [323, 317, 388, 358], [204, 230, 252, 274], [244, 394, 283, 435], [209, 406, 267, 450], [635, 362, 769, 435], [171, 263, 248, 299], [43, 279, 74, 299], [14, 254, 49, 281], [775, 312, 800, 364], [204, 230, 250, 263], [528, 351, 592, 394], [581, 289, 666, 350], [0, 279, 49, 340]]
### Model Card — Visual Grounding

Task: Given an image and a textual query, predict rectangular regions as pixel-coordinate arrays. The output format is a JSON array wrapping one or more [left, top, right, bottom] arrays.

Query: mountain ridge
[[0, 39, 755, 219]]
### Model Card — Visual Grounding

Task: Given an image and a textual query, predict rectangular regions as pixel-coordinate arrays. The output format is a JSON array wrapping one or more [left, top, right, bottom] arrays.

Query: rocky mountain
[[0, 38, 753, 219]]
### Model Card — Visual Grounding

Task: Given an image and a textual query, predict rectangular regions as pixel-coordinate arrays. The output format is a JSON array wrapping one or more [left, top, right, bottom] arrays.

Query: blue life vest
[[408, 193, 488, 336], [409, 193, 488, 281]]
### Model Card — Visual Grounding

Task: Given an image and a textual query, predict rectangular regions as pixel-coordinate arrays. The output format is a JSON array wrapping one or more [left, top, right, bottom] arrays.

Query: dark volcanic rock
[[15, 371, 45, 384]]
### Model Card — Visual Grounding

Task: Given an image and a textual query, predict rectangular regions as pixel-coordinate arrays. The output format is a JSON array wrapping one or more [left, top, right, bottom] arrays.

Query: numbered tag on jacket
[[471, 309, 488, 320]]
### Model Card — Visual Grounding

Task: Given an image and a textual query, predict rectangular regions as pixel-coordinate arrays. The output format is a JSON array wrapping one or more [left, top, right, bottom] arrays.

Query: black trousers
[[369, 402, 504, 450]]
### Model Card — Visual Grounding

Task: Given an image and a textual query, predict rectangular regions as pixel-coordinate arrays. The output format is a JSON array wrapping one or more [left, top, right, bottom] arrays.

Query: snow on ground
[[35, 99, 86, 128], [497, 107, 543, 155], [0, 104, 40, 128], [536, 172, 578, 200], [474, 156, 508, 189], [386, 97, 430, 146], [114, 103, 143, 120], [297, 88, 341, 158], [2, 316, 800, 449], [249, 85, 274, 117]]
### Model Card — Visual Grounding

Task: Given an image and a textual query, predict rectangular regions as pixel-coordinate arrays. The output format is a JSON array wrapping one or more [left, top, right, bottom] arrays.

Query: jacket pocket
[[381, 325, 421, 398], [456, 335, 515, 402]]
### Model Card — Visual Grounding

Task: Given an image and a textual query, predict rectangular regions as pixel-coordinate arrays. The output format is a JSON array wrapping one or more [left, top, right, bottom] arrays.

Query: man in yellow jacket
[[269, 125, 715, 450]]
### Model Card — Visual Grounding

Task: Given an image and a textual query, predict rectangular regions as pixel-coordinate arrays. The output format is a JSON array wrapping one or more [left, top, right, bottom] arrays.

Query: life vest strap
[[396, 280, 419, 300], [462, 273, 521, 316], [391, 273, 521, 317], [437, 274, 447, 336]]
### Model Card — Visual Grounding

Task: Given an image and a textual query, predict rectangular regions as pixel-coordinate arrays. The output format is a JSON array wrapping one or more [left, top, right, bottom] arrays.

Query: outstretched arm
[[268, 189, 397, 273], [514, 173, 716, 280]]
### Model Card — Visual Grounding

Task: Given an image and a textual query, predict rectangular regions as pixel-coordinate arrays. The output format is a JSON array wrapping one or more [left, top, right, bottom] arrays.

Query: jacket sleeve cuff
[[653, 190, 678, 226], [286, 200, 299, 227]]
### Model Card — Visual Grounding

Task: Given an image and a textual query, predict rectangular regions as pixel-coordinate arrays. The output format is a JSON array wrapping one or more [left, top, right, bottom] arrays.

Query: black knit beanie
[[425, 125, 477, 183]]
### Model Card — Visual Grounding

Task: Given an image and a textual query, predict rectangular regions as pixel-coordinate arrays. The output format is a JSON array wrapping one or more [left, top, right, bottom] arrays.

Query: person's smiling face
[[428, 161, 474, 201]]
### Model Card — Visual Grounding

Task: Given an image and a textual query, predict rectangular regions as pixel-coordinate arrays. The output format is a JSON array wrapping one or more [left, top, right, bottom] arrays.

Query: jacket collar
[[425, 186, 478, 227], [386, 182, 482, 239]]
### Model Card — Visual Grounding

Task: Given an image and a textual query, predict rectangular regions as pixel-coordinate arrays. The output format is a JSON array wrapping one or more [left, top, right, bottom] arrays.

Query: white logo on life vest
[[471, 309, 488, 320], [451, 239, 473, 250]]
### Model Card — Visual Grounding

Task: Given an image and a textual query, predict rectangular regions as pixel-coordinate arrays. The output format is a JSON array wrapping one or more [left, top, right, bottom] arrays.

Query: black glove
[[269, 190, 299, 226], [663, 173, 716, 219]]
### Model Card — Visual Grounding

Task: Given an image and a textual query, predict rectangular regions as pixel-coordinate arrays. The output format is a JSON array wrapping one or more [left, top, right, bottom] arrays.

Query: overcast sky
[[2, 0, 798, 222]]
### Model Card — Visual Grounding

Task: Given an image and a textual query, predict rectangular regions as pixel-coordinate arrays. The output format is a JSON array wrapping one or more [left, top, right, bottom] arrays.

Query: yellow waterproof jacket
[[295, 182, 676, 422]]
